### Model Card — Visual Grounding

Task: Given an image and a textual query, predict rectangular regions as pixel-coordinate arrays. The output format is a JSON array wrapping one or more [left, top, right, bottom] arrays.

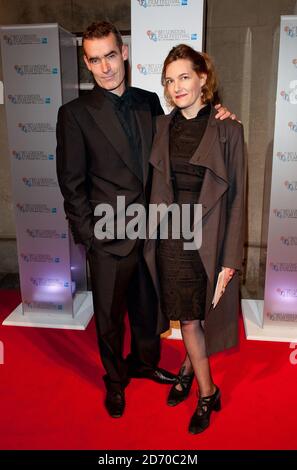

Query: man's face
[[83, 33, 128, 96]]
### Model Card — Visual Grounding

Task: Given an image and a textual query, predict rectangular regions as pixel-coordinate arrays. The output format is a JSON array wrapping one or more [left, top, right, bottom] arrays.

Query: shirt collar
[[101, 86, 133, 108]]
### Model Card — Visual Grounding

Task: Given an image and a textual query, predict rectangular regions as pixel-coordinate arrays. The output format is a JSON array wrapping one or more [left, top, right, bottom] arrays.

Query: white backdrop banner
[[131, 0, 205, 111], [0, 24, 87, 317], [263, 16, 297, 326]]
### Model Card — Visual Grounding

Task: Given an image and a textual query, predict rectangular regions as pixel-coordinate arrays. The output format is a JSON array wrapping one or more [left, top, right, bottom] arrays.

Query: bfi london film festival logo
[[24, 300, 63, 311], [276, 288, 297, 298], [29, 277, 69, 289], [288, 121, 297, 133], [16, 203, 57, 214], [270, 262, 297, 272], [284, 25, 297, 38], [26, 229, 66, 239], [22, 177, 58, 188], [277, 151, 297, 162], [14, 64, 58, 76], [267, 312, 297, 322], [137, 0, 188, 7], [13, 150, 54, 161], [18, 122, 55, 133], [280, 80, 297, 104], [3, 34, 48, 45], [8, 94, 51, 105], [20, 253, 60, 263], [137, 63, 162, 75], [284, 180, 297, 191], [147, 29, 198, 42], [273, 208, 297, 219], [280, 236, 297, 246]]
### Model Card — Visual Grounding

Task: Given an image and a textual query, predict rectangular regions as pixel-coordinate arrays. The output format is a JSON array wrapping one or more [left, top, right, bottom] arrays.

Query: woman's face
[[164, 58, 206, 117]]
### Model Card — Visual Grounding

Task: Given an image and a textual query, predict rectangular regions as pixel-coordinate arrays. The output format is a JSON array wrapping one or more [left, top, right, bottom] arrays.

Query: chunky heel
[[213, 397, 221, 412], [188, 386, 221, 434]]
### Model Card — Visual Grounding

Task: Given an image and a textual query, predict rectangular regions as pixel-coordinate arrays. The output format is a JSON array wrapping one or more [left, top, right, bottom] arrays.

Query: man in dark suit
[[56, 21, 233, 418], [56, 21, 177, 418]]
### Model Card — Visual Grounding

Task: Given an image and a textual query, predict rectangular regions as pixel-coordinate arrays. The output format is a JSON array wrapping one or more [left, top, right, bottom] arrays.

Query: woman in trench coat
[[144, 44, 245, 434]]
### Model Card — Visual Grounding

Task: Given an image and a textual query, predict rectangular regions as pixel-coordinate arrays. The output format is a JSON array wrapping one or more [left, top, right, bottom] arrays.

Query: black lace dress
[[157, 104, 210, 321]]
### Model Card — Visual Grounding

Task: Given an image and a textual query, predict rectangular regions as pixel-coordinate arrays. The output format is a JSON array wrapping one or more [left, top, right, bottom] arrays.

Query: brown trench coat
[[144, 105, 246, 356]]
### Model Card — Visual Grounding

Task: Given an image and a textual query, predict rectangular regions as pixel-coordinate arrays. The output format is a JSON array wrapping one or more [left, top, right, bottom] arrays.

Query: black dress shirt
[[103, 87, 143, 181]]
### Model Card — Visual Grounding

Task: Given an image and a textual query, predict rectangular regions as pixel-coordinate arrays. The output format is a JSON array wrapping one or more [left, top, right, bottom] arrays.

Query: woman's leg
[[179, 319, 221, 433], [180, 319, 216, 397], [174, 351, 193, 391]]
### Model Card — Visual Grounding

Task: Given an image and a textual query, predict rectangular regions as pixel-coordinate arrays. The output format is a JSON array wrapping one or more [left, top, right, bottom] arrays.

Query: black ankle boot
[[167, 366, 194, 407], [188, 386, 221, 434]]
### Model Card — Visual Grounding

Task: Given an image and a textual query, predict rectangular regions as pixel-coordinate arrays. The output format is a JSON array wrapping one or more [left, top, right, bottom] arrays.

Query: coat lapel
[[148, 111, 175, 238], [149, 109, 176, 190], [190, 106, 229, 220], [150, 106, 229, 211], [86, 85, 142, 181], [148, 106, 230, 239]]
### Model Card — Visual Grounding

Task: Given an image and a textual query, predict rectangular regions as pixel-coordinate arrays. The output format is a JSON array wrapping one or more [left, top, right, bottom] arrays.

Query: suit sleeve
[[152, 92, 164, 117], [221, 123, 246, 270], [149, 93, 164, 138], [56, 105, 94, 249]]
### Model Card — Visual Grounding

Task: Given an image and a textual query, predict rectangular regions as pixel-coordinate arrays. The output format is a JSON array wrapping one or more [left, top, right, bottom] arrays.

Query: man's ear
[[122, 44, 129, 61], [83, 54, 92, 72]]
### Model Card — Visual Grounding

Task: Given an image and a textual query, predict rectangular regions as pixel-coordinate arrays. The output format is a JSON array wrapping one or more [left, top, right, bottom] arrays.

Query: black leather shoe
[[188, 386, 221, 434], [104, 390, 125, 418], [128, 366, 177, 385], [167, 366, 194, 406]]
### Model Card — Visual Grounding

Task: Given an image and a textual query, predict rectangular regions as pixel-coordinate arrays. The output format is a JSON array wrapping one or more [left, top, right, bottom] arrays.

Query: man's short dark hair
[[82, 21, 123, 52]]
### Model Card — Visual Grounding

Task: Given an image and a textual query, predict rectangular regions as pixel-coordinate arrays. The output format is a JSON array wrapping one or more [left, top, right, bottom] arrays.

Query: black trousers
[[88, 239, 160, 392]]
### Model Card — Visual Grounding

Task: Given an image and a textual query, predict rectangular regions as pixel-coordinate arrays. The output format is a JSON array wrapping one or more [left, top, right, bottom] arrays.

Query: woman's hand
[[212, 267, 236, 308], [221, 267, 236, 291]]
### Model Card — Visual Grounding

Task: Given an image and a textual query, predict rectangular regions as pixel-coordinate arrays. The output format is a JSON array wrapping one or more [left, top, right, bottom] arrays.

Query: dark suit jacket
[[56, 84, 163, 256], [144, 105, 246, 354]]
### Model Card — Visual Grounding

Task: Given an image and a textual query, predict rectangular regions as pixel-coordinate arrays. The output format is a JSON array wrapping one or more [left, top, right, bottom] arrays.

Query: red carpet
[[0, 290, 296, 450]]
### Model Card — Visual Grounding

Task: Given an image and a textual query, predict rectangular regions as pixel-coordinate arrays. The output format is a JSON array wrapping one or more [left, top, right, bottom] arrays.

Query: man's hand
[[214, 103, 237, 121]]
